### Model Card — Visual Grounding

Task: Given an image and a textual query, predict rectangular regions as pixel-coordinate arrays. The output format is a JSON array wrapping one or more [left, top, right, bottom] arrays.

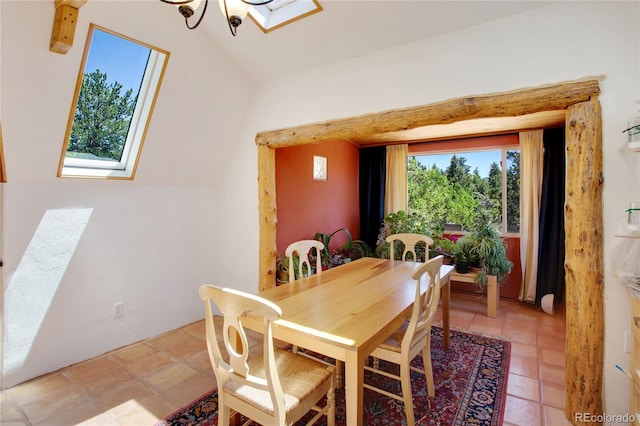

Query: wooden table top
[[254, 257, 422, 352]]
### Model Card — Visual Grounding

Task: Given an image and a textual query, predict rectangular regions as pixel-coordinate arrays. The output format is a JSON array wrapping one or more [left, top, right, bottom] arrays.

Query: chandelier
[[160, 0, 274, 35]]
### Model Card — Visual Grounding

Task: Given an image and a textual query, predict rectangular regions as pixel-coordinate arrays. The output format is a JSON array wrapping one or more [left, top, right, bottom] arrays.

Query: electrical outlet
[[113, 302, 124, 318], [624, 331, 631, 353]]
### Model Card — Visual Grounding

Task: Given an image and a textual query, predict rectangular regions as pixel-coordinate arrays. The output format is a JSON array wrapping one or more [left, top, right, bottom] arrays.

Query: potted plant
[[429, 226, 457, 265], [314, 227, 372, 268], [375, 210, 428, 260], [456, 202, 513, 288], [453, 237, 473, 273], [275, 254, 302, 284]]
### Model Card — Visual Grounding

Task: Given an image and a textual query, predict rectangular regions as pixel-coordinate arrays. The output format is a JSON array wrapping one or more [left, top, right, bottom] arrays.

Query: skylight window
[[249, 0, 322, 33], [58, 25, 169, 179]]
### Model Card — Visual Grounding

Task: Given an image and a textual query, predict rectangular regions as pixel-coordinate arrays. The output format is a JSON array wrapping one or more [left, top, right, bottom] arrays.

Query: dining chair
[[386, 233, 434, 262], [285, 239, 325, 282], [199, 285, 336, 426], [284, 239, 344, 386], [363, 255, 443, 425]]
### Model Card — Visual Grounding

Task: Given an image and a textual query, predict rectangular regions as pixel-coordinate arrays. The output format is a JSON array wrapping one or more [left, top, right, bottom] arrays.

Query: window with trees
[[408, 146, 520, 234], [58, 25, 169, 179]]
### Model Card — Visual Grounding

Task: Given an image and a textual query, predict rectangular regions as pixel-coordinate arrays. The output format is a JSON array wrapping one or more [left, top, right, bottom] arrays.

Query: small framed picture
[[313, 156, 327, 180]]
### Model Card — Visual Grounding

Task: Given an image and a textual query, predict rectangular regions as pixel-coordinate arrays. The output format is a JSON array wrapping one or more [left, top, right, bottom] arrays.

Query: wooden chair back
[[386, 233, 434, 261], [285, 239, 325, 282], [199, 285, 336, 426], [405, 255, 443, 354]]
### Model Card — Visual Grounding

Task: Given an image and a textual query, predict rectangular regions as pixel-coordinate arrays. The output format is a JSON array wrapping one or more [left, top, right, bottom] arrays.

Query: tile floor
[[0, 291, 569, 426]]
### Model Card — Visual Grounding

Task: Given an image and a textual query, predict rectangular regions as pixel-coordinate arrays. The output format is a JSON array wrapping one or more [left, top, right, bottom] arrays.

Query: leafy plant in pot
[[275, 254, 302, 284], [375, 210, 429, 261], [456, 202, 513, 289], [314, 227, 372, 268]]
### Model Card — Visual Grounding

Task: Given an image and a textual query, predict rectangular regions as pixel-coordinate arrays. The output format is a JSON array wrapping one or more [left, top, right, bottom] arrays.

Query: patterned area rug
[[157, 327, 510, 426]]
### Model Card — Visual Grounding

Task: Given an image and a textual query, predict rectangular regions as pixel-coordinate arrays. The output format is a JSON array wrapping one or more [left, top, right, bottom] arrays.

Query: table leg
[[336, 360, 344, 389], [441, 277, 450, 349], [487, 275, 498, 318], [344, 351, 363, 425]]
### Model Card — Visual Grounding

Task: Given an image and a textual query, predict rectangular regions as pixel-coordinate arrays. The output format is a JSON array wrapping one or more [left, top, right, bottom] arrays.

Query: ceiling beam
[[255, 76, 603, 148], [50, 0, 89, 54]]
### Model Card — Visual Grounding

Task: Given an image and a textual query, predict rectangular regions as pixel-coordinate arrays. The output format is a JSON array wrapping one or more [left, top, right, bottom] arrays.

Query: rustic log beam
[[564, 98, 604, 424], [50, 0, 88, 54], [256, 77, 602, 148]]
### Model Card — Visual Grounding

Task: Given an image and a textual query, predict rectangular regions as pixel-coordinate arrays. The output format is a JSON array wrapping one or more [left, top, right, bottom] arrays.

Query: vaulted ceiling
[[198, 1, 558, 83]]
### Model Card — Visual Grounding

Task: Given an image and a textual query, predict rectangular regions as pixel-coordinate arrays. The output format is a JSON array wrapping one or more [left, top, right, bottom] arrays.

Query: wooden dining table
[[243, 256, 454, 425]]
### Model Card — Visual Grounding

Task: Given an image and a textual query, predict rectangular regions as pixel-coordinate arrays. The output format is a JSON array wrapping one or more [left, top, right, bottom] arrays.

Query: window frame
[[409, 142, 521, 236], [57, 24, 170, 180]]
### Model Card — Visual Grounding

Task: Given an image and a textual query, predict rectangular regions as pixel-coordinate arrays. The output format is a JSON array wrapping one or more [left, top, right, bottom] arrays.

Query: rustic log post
[[564, 98, 604, 424], [257, 145, 277, 291]]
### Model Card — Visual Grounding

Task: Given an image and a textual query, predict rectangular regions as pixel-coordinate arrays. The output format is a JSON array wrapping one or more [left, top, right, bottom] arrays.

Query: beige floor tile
[[509, 355, 539, 379], [66, 356, 121, 384], [537, 331, 565, 352], [539, 347, 566, 367], [162, 371, 217, 408], [21, 388, 92, 425], [539, 363, 565, 386], [144, 363, 199, 392], [543, 405, 573, 425], [501, 327, 538, 346], [7, 373, 76, 406], [147, 331, 206, 358], [541, 382, 565, 409], [510, 341, 538, 360], [503, 317, 538, 334], [507, 373, 540, 402], [503, 395, 542, 425], [93, 379, 157, 413], [111, 342, 156, 364], [82, 366, 137, 398], [127, 352, 175, 376]]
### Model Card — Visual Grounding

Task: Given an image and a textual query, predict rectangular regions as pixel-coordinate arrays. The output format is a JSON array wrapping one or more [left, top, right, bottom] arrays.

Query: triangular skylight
[[249, 0, 322, 33]]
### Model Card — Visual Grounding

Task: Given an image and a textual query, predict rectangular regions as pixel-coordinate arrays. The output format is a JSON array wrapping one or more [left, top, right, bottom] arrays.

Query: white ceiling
[[199, 1, 556, 83]]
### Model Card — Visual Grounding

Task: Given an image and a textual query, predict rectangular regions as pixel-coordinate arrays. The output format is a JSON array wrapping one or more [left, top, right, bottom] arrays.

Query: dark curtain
[[359, 147, 386, 251], [535, 127, 566, 305]]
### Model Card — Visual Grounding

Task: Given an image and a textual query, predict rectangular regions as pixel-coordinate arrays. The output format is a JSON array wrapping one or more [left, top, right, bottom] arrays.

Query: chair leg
[[400, 359, 415, 425], [218, 396, 230, 425], [422, 346, 435, 397], [327, 381, 336, 426]]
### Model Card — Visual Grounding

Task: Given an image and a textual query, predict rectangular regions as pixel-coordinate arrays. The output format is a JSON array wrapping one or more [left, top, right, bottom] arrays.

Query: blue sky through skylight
[[416, 150, 501, 177], [85, 29, 151, 93]]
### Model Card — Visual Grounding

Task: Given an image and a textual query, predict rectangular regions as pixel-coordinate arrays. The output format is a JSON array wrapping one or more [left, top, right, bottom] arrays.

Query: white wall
[[1, 0, 254, 387], [237, 1, 639, 420]]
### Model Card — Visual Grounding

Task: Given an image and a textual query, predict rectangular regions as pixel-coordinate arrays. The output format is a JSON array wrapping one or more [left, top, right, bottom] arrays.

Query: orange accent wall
[[276, 140, 360, 255]]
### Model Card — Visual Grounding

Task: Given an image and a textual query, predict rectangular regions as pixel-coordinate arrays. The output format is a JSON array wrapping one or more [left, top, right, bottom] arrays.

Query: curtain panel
[[519, 130, 544, 303], [384, 144, 408, 215], [359, 147, 386, 250]]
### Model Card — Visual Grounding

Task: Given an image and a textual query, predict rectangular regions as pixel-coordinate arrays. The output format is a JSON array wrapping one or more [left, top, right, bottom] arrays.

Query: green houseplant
[[314, 227, 372, 268], [455, 204, 513, 288], [375, 210, 429, 260]]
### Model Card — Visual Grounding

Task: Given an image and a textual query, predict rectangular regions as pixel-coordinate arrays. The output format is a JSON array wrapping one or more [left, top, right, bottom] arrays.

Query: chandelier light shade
[[160, 0, 275, 35]]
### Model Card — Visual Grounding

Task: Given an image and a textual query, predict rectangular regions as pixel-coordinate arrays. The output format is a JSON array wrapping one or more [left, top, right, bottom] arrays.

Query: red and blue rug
[[157, 327, 510, 425]]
